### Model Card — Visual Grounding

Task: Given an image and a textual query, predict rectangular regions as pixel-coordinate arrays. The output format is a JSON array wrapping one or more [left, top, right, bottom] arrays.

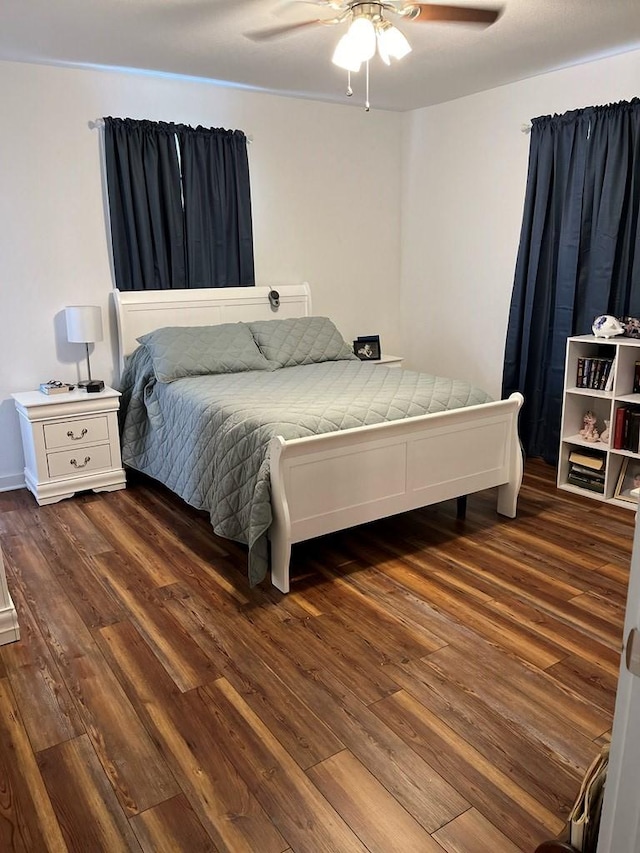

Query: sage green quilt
[[119, 347, 492, 586]]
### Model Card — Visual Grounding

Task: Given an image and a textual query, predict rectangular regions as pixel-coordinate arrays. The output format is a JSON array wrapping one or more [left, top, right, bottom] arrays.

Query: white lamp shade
[[377, 23, 412, 61], [332, 33, 363, 72], [65, 305, 103, 344], [377, 27, 391, 65], [347, 17, 376, 62]]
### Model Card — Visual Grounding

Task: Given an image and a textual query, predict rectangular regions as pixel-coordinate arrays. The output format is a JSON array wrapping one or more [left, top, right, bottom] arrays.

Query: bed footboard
[[268, 392, 524, 592]]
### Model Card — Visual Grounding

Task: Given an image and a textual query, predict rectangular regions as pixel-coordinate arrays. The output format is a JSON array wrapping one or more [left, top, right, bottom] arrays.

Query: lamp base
[[79, 379, 105, 393]]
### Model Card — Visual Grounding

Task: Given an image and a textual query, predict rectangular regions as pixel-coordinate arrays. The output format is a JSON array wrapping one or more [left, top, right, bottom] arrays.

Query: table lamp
[[65, 305, 104, 390]]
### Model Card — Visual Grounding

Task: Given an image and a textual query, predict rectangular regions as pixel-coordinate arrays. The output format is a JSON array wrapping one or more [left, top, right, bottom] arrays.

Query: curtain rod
[[88, 118, 253, 142], [521, 123, 532, 134]]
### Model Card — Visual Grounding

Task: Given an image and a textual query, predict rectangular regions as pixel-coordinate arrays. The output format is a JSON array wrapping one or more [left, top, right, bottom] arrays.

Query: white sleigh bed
[[113, 283, 524, 593]]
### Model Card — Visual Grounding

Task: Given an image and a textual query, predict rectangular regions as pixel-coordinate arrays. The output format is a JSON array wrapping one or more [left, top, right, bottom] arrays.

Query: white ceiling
[[2, 0, 640, 112]]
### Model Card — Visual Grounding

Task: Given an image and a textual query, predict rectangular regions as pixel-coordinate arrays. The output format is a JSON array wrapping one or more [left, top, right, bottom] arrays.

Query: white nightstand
[[362, 354, 404, 369], [12, 386, 126, 506]]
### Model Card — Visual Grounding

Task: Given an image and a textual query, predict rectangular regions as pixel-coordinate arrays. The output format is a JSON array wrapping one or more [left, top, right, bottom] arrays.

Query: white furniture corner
[[362, 354, 404, 368], [0, 547, 19, 646], [114, 283, 524, 593], [558, 334, 640, 509], [12, 387, 126, 506]]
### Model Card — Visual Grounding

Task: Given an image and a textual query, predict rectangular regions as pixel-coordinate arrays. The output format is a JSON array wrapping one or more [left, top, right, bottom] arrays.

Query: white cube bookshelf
[[558, 334, 640, 509]]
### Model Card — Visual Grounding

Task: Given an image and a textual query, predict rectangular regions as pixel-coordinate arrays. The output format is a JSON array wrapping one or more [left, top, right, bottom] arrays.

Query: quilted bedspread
[[119, 348, 492, 586]]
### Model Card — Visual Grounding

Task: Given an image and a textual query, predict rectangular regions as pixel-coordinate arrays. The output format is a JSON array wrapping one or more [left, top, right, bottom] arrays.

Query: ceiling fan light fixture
[[332, 32, 363, 71], [247, 1, 502, 110], [377, 39, 391, 65], [376, 20, 411, 62], [345, 16, 377, 61]]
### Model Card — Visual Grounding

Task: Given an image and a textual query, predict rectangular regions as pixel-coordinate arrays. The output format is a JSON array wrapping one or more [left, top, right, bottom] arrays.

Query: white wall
[[400, 48, 640, 397], [3, 47, 640, 488], [0, 61, 402, 488]]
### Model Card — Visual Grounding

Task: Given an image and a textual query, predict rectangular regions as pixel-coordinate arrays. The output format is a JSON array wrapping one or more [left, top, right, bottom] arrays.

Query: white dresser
[[12, 387, 126, 506]]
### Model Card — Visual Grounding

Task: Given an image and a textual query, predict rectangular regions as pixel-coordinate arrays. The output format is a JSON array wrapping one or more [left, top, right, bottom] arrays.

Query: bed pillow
[[137, 323, 272, 382], [248, 316, 357, 368]]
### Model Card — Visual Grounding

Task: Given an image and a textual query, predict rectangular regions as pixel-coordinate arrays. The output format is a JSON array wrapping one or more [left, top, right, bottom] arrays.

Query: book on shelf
[[568, 450, 605, 471], [634, 361, 640, 394], [39, 382, 71, 395], [613, 406, 627, 449], [604, 355, 616, 392], [629, 411, 640, 454], [567, 448, 606, 493], [611, 405, 640, 452], [567, 473, 605, 493], [575, 356, 615, 391], [570, 463, 605, 480]]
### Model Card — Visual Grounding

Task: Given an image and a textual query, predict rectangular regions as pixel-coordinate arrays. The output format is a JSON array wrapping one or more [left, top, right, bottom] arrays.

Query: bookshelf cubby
[[558, 334, 640, 509]]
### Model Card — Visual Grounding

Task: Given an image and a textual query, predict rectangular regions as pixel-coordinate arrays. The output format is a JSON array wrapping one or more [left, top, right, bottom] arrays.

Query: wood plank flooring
[[0, 459, 632, 852]]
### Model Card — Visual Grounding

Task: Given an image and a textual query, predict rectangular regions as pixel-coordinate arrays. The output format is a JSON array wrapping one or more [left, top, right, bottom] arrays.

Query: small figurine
[[600, 419, 610, 444], [621, 316, 640, 338], [579, 410, 600, 442], [592, 315, 624, 338]]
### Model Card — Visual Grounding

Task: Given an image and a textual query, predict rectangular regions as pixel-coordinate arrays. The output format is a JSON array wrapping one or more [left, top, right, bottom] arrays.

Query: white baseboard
[[0, 601, 20, 645], [0, 472, 25, 492]]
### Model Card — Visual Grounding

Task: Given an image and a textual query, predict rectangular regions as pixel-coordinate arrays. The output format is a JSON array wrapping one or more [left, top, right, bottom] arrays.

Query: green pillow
[[248, 316, 357, 368], [137, 323, 271, 383]]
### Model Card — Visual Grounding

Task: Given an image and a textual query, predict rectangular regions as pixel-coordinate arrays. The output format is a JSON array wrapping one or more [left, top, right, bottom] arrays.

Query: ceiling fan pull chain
[[346, 69, 353, 97], [365, 60, 370, 111]]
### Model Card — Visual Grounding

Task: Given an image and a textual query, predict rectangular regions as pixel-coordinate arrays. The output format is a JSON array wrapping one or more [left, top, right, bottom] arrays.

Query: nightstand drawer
[[44, 416, 109, 450], [47, 444, 113, 479]]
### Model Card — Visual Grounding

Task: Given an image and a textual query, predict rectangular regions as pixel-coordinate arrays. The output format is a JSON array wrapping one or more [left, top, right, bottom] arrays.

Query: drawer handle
[[67, 428, 88, 441], [70, 456, 90, 469]]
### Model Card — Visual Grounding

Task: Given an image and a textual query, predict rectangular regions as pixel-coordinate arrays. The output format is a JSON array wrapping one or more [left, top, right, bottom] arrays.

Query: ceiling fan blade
[[278, 0, 347, 9], [405, 4, 502, 25], [245, 19, 325, 41]]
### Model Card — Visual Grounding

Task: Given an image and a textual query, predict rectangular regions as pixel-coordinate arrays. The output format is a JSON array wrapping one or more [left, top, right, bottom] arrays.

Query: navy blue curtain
[[502, 99, 640, 464], [104, 118, 186, 290], [179, 126, 255, 288], [104, 117, 255, 291]]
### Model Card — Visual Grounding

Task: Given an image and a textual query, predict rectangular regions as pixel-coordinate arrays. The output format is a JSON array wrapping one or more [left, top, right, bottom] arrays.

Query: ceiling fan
[[247, 2, 502, 108], [247, 2, 502, 48]]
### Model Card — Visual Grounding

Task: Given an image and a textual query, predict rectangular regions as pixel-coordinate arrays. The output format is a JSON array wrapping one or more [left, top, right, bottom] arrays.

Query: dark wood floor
[[0, 459, 632, 852]]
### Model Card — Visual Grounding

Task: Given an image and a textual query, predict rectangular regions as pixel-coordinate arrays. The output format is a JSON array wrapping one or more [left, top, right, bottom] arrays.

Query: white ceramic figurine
[[592, 315, 624, 338]]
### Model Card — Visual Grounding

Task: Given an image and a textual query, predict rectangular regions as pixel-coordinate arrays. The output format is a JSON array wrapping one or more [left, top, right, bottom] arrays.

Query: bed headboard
[[112, 283, 312, 372]]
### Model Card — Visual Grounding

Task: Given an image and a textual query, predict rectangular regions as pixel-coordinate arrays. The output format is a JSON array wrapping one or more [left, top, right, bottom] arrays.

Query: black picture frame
[[614, 457, 640, 503], [354, 335, 381, 361]]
